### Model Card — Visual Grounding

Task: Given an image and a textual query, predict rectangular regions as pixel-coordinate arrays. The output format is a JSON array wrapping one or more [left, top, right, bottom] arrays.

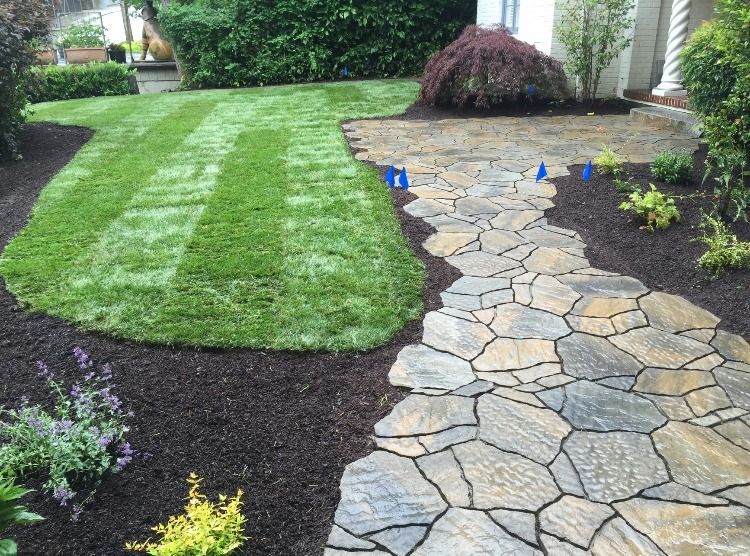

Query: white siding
[[617, 0, 663, 94], [516, 0, 557, 54], [477, 0, 503, 27]]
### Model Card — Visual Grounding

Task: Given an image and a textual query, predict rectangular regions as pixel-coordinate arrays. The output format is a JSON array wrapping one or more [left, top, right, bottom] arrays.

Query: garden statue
[[141, 0, 173, 61]]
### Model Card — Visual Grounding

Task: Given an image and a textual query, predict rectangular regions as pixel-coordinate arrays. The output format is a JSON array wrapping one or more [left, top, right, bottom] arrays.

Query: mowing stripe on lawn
[[0, 97, 214, 318], [61, 99, 258, 332], [3, 81, 423, 349], [143, 121, 292, 345]]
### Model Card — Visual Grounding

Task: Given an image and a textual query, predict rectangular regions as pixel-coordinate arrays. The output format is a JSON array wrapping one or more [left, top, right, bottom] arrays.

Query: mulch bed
[[548, 144, 750, 339], [388, 97, 634, 120], [0, 123, 458, 555]]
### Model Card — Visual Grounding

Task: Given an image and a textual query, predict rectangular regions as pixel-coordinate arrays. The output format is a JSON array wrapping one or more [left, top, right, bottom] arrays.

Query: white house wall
[[477, 0, 503, 27], [516, 0, 557, 54]]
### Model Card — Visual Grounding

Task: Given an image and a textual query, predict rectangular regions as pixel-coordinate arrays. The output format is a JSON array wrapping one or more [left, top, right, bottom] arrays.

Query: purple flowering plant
[[0, 347, 134, 515]]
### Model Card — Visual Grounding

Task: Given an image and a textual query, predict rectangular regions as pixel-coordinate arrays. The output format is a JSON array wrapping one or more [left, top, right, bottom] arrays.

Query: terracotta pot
[[64, 47, 107, 64], [35, 50, 57, 65]]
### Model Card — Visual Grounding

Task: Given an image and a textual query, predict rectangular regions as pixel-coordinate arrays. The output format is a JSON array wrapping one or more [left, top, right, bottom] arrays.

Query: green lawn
[[1, 80, 425, 350]]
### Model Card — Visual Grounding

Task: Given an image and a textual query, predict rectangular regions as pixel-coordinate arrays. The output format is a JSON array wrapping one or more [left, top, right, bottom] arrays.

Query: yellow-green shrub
[[126, 473, 247, 556], [595, 145, 624, 176]]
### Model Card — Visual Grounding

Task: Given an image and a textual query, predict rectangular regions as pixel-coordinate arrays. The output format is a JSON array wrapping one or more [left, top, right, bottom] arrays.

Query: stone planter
[[64, 47, 107, 64], [35, 50, 57, 65]]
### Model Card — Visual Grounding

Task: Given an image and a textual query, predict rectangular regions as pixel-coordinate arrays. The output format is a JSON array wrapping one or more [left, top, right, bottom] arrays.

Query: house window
[[502, 0, 519, 34]]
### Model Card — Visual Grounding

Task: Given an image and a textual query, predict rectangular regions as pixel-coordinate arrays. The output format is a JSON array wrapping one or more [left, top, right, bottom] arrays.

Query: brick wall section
[[623, 89, 690, 109]]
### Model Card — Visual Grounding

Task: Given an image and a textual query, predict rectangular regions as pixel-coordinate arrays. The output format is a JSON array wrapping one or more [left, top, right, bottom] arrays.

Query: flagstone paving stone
[[326, 114, 750, 554], [559, 381, 667, 433]]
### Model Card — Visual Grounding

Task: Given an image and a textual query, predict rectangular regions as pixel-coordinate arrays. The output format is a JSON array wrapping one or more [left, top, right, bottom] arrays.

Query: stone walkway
[[325, 115, 750, 555]]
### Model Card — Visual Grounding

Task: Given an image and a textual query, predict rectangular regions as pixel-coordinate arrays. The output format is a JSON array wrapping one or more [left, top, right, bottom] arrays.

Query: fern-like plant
[[651, 149, 694, 184], [126, 473, 247, 556], [0, 478, 44, 556], [695, 213, 750, 276], [595, 145, 624, 176], [619, 184, 681, 232]]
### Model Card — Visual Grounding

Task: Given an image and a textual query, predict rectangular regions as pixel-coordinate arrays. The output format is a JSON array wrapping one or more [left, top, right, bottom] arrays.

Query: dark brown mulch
[[0, 123, 458, 555], [388, 98, 635, 120], [548, 143, 750, 339]]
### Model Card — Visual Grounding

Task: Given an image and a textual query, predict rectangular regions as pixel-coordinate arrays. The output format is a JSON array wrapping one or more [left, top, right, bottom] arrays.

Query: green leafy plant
[[619, 184, 681, 232], [650, 149, 694, 184], [60, 21, 104, 48], [0, 348, 133, 516], [126, 473, 248, 556], [682, 0, 750, 221], [0, 478, 44, 556], [25, 62, 134, 103], [594, 145, 623, 176], [159, 0, 474, 88], [0, 0, 50, 159], [695, 212, 750, 276], [614, 176, 642, 195], [555, 0, 635, 102]]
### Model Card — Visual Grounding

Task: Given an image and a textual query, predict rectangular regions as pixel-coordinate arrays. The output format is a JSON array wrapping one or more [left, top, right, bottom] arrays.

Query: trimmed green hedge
[[159, 0, 475, 88], [26, 62, 135, 103]]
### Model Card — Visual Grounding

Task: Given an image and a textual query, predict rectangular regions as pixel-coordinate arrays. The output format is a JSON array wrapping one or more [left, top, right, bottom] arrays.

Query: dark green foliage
[[681, 22, 736, 117], [26, 63, 135, 103], [650, 149, 694, 184], [0, 477, 44, 556], [0, 0, 49, 159], [681, 0, 750, 221], [419, 25, 568, 109], [158, 0, 475, 88]]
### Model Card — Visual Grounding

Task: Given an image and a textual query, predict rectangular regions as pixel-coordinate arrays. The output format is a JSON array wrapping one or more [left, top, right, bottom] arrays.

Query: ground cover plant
[[0, 348, 132, 515], [158, 0, 474, 88], [0, 478, 44, 556], [126, 473, 247, 555], [594, 144, 623, 175], [619, 184, 681, 231], [651, 149, 694, 184], [420, 25, 568, 109], [696, 213, 750, 276], [0, 81, 424, 350]]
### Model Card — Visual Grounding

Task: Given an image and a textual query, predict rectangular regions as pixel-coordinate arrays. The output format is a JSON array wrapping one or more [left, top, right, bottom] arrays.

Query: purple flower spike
[[72, 346, 93, 369], [36, 361, 54, 382], [53, 486, 74, 507]]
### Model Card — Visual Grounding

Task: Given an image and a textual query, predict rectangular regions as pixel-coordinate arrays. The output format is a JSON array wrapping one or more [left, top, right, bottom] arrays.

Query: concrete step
[[629, 106, 703, 138]]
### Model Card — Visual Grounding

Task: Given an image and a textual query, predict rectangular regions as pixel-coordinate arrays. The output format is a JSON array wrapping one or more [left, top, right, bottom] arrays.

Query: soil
[[548, 144, 750, 339], [387, 98, 635, 120], [0, 124, 459, 555]]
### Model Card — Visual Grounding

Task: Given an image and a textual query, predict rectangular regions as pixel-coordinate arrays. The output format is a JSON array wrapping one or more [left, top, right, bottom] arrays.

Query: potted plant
[[61, 21, 107, 64], [107, 42, 126, 63], [30, 37, 57, 65]]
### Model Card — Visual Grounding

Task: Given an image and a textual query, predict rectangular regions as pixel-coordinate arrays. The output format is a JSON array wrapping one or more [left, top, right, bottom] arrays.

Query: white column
[[653, 0, 692, 96]]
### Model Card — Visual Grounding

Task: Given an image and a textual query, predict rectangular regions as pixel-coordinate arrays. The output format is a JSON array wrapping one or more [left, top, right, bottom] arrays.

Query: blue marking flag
[[343, 66, 349, 77], [582, 160, 593, 182], [399, 167, 410, 190], [536, 161, 547, 182], [527, 85, 535, 96], [384, 165, 396, 189]]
